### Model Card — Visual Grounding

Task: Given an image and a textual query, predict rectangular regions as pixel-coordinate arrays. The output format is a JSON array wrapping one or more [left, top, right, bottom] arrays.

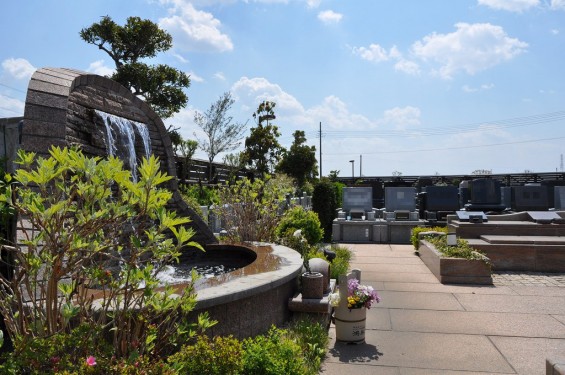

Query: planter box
[[419, 240, 492, 285]]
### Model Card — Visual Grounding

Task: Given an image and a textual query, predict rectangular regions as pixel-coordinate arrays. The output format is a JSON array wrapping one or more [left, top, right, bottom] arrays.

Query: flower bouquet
[[345, 278, 380, 309]]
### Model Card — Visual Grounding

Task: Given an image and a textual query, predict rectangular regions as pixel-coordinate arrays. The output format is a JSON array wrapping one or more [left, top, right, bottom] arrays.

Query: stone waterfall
[[96, 110, 151, 181]]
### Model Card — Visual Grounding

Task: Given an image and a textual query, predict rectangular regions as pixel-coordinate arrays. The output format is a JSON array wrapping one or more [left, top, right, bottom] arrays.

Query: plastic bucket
[[335, 306, 366, 343]]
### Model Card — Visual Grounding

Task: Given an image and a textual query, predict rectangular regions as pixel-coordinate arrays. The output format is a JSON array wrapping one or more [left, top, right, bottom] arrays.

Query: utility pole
[[319, 122, 322, 178], [360, 154, 362, 177], [349, 160, 354, 179]]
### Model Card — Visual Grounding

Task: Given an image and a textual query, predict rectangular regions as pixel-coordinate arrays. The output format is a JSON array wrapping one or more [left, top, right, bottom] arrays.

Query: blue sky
[[1, 0, 564, 177]]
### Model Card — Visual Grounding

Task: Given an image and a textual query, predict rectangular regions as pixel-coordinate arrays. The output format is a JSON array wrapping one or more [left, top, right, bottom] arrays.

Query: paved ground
[[320, 244, 565, 375]]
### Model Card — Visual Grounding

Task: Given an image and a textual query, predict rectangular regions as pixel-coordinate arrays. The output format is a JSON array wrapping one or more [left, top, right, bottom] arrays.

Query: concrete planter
[[419, 240, 492, 285]]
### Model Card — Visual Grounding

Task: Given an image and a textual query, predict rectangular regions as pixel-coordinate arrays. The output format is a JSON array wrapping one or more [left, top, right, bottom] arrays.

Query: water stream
[[96, 110, 152, 181]]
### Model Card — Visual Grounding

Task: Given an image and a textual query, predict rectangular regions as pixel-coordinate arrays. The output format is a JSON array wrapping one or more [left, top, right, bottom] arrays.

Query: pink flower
[[86, 356, 97, 366]]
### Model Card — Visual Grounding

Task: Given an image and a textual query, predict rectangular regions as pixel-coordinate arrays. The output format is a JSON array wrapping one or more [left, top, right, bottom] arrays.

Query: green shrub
[[182, 183, 219, 206], [214, 175, 292, 243], [276, 206, 323, 246], [333, 181, 345, 208], [287, 319, 328, 374], [0, 147, 213, 360], [0, 324, 112, 374], [243, 327, 307, 375], [410, 226, 447, 250], [424, 234, 490, 263], [167, 335, 244, 375], [312, 179, 338, 242]]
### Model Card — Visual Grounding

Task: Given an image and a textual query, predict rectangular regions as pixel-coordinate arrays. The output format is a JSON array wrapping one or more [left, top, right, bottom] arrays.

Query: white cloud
[[306, 95, 374, 130], [307, 0, 322, 8], [352, 43, 395, 63], [551, 0, 565, 9], [462, 83, 495, 92], [159, 0, 233, 53], [231, 76, 305, 118], [382, 106, 421, 130], [394, 59, 420, 75], [478, 0, 539, 12], [189, 71, 205, 83], [1, 58, 36, 80], [411, 23, 528, 79], [214, 72, 226, 80], [87, 60, 115, 77], [0, 94, 25, 116], [318, 10, 343, 24]]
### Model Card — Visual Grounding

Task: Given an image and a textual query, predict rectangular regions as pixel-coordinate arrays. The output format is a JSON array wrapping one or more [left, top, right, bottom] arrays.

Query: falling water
[[96, 110, 152, 181]]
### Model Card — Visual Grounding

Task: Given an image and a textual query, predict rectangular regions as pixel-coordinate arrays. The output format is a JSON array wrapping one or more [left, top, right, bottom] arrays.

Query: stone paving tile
[[489, 336, 565, 375], [493, 271, 565, 287], [454, 293, 565, 315], [325, 329, 515, 373], [383, 281, 519, 295]]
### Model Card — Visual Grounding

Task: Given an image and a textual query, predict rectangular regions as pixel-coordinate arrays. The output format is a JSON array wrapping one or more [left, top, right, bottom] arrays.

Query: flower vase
[[334, 305, 366, 343]]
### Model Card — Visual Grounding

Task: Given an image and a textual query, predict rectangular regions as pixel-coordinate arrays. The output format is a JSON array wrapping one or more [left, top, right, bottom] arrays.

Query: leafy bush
[[167, 335, 243, 374], [424, 234, 490, 263], [326, 245, 351, 280], [214, 175, 293, 243], [410, 226, 447, 250], [276, 206, 323, 246], [312, 179, 338, 243], [242, 327, 307, 375], [287, 319, 328, 374], [182, 183, 219, 206], [0, 147, 213, 360]]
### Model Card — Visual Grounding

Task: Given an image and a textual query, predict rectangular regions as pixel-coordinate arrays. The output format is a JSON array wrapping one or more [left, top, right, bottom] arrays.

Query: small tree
[[194, 92, 247, 182], [312, 178, 338, 242], [214, 175, 293, 243], [80, 16, 190, 119], [0, 146, 212, 358], [242, 101, 283, 178], [277, 130, 318, 189], [223, 152, 245, 182]]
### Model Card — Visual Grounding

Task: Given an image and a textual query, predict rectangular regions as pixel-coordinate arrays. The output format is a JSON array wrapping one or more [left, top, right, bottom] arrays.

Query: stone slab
[[320, 362, 400, 375], [482, 235, 565, 245], [350, 256, 424, 265], [383, 281, 518, 295], [377, 291, 464, 311], [326, 329, 515, 373], [364, 307, 393, 331], [490, 336, 565, 375], [455, 293, 565, 315], [348, 263, 431, 275], [399, 369, 509, 375], [357, 270, 439, 284], [390, 309, 565, 338]]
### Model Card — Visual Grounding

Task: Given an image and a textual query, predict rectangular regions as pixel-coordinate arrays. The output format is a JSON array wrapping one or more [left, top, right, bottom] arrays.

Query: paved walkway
[[320, 244, 565, 375]]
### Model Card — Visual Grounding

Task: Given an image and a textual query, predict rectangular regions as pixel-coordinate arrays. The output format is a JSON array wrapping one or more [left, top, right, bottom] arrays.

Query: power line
[[324, 135, 565, 156], [305, 110, 565, 139]]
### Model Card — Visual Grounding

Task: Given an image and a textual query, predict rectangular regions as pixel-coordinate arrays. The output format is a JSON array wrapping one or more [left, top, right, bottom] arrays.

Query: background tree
[[277, 130, 318, 189], [312, 178, 338, 242], [242, 101, 283, 177], [194, 92, 247, 182], [80, 16, 190, 119], [223, 152, 245, 182]]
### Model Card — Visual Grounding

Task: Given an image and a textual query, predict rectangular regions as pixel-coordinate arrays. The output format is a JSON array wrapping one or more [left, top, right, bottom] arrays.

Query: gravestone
[[341, 187, 374, 220], [420, 186, 459, 221], [384, 187, 416, 212], [554, 186, 565, 210], [512, 185, 549, 211], [463, 179, 505, 212]]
